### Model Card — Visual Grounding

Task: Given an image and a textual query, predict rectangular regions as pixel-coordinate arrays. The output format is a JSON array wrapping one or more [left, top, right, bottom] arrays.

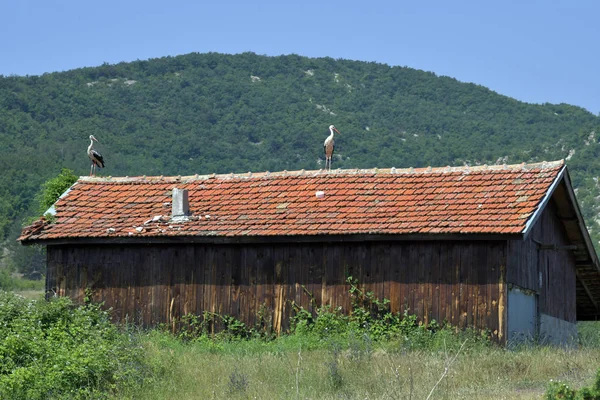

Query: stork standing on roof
[[323, 125, 341, 171], [87, 135, 105, 177]]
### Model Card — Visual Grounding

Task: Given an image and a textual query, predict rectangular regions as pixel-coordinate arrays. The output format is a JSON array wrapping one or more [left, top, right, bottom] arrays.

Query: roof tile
[[19, 161, 565, 242]]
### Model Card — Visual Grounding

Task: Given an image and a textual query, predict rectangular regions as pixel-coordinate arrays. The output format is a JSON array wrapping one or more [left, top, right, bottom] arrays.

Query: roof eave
[[523, 165, 600, 318], [522, 165, 566, 238], [561, 168, 600, 271], [20, 232, 524, 246]]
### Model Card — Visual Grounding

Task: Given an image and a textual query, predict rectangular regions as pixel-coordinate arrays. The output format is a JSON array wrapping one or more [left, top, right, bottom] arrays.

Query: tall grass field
[[1, 289, 599, 399], [119, 331, 600, 400]]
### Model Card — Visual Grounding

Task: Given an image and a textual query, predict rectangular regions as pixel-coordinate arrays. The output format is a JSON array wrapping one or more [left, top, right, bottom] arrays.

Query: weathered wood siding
[[46, 240, 506, 340], [507, 199, 577, 323]]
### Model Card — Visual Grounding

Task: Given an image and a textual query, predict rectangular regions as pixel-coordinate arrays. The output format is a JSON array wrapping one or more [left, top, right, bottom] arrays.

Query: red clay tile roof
[[19, 161, 566, 242]]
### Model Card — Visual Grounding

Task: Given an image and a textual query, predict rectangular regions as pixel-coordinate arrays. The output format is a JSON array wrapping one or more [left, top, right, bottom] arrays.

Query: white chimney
[[172, 188, 189, 220]]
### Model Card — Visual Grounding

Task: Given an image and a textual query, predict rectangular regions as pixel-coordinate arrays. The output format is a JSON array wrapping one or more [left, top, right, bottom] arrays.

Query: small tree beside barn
[[19, 160, 600, 345]]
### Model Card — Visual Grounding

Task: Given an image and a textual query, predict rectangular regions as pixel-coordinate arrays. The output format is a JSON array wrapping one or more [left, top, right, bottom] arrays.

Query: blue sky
[[2, 0, 599, 114]]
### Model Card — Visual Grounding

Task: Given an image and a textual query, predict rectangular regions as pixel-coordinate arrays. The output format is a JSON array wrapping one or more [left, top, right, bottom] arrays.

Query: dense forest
[[2, 52, 600, 271]]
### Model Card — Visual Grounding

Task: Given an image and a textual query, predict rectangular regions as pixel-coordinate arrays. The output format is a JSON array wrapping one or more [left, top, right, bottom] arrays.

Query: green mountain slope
[[2, 52, 600, 253]]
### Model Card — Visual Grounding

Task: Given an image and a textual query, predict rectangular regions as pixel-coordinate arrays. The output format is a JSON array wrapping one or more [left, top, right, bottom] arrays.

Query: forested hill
[[2, 52, 600, 249]]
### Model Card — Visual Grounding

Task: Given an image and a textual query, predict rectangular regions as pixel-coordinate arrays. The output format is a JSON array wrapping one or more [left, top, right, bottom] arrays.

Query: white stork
[[323, 125, 341, 171], [87, 135, 105, 177]]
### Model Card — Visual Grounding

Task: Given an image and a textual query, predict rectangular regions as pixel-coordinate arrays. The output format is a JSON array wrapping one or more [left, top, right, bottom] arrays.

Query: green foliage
[[2, 52, 600, 257], [0, 269, 44, 291], [4, 168, 75, 275], [173, 278, 489, 354], [311, 305, 349, 337], [289, 277, 490, 351], [36, 168, 78, 216], [578, 321, 600, 348], [119, 330, 600, 400], [0, 291, 150, 399], [545, 369, 600, 399], [3, 241, 46, 278], [546, 381, 577, 400], [177, 311, 254, 341]]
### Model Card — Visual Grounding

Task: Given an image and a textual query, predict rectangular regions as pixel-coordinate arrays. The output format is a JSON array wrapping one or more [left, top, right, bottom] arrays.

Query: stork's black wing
[[91, 149, 105, 168]]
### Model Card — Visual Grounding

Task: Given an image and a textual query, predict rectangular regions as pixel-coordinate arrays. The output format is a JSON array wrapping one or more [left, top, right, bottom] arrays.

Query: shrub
[[171, 277, 491, 354], [0, 291, 149, 399], [546, 381, 576, 400], [177, 311, 254, 341], [545, 369, 600, 399], [36, 168, 78, 216], [288, 277, 491, 351]]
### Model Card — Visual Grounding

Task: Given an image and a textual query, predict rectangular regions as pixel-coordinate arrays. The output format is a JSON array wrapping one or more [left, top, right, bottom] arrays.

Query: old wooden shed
[[19, 160, 600, 344]]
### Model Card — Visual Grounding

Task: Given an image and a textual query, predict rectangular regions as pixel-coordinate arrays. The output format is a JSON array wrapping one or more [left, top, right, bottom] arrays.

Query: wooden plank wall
[[46, 240, 506, 339], [506, 199, 577, 323]]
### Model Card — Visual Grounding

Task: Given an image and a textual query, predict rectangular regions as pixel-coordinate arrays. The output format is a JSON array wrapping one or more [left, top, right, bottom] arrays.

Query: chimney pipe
[[172, 188, 189, 219]]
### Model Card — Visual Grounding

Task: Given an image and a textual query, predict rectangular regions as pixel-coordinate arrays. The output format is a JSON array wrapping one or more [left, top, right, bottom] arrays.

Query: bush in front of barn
[[285, 277, 491, 351], [173, 277, 491, 353], [545, 368, 600, 400], [0, 291, 151, 400]]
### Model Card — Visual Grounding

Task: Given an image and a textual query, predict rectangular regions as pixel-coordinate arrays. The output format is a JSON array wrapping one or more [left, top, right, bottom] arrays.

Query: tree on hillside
[[3, 169, 78, 278], [35, 168, 78, 216]]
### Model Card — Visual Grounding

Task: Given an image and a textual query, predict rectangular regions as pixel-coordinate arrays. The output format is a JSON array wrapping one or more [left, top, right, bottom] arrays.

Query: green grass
[[578, 321, 600, 348], [2, 286, 599, 399], [8, 287, 44, 300], [0, 268, 44, 299], [0, 269, 44, 295], [112, 330, 600, 400], [1, 288, 598, 399]]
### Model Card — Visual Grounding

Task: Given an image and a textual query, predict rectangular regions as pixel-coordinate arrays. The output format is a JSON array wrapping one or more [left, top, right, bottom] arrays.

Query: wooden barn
[[19, 160, 600, 344]]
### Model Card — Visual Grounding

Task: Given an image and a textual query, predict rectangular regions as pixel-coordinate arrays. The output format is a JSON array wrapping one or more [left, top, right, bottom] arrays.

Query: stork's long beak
[[333, 127, 340, 134]]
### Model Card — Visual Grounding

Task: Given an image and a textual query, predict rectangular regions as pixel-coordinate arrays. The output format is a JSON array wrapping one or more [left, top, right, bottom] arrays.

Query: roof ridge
[[79, 159, 565, 183]]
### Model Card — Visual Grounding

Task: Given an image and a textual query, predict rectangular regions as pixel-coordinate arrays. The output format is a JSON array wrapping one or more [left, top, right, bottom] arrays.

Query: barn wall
[[506, 199, 578, 341], [46, 240, 506, 340]]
